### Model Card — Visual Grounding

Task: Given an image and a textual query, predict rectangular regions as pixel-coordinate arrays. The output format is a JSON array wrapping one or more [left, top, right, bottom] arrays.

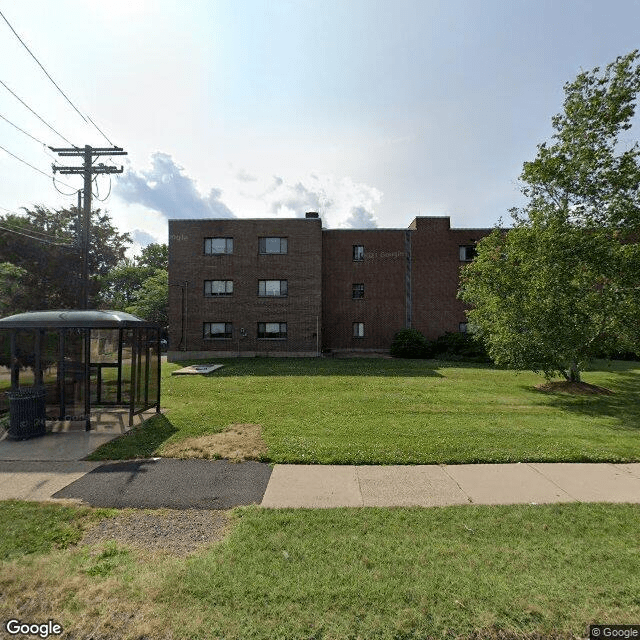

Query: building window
[[353, 245, 365, 261], [459, 322, 468, 333], [204, 280, 233, 296], [258, 280, 288, 297], [204, 237, 233, 255], [259, 237, 288, 254], [352, 283, 365, 299], [459, 245, 477, 261], [204, 322, 232, 339], [353, 322, 365, 338], [257, 322, 287, 339]]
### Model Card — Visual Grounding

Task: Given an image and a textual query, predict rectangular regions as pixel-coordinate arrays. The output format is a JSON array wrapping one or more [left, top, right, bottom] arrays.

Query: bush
[[390, 328, 430, 359], [431, 332, 490, 362]]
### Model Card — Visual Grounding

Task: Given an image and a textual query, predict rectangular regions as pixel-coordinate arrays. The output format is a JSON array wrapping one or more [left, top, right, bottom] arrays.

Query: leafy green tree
[[97, 243, 167, 311], [460, 224, 640, 381], [126, 269, 168, 327], [459, 52, 640, 382], [137, 243, 168, 270], [0, 262, 28, 316], [517, 50, 640, 234], [0, 205, 130, 311]]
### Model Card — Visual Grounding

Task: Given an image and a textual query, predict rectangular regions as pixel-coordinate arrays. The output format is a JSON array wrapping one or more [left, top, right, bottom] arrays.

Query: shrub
[[431, 332, 490, 362], [390, 328, 430, 359]]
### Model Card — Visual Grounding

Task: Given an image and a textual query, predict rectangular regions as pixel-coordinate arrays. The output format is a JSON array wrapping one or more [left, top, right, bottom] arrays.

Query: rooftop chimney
[[305, 211, 319, 219]]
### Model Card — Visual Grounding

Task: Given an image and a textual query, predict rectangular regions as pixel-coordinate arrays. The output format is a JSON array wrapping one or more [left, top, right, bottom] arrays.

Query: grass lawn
[[90, 358, 640, 464], [1, 500, 639, 639]]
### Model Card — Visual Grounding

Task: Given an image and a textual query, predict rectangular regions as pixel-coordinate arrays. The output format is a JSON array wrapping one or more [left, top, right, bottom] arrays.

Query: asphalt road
[[53, 458, 273, 509]]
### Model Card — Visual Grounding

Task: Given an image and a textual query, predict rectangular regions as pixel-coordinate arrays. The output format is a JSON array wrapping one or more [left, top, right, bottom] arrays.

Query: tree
[[0, 205, 130, 310], [137, 243, 168, 270], [517, 50, 640, 234], [97, 243, 167, 312], [126, 269, 168, 327], [0, 262, 28, 316], [459, 52, 640, 382]]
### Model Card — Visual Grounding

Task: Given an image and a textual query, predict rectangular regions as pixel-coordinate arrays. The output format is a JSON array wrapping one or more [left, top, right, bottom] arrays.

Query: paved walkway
[[261, 462, 640, 507], [1, 418, 640, 508], [1, 456, 639, 509]]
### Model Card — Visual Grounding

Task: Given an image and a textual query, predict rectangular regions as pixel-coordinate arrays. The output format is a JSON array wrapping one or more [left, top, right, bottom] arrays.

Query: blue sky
[[1, 0, 639, 250]]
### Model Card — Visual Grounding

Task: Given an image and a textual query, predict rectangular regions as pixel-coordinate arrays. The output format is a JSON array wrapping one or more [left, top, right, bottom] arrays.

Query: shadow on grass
[[171, 357, 445, 378], [532, 365, 640, 431], [86, 414, 178, 460]]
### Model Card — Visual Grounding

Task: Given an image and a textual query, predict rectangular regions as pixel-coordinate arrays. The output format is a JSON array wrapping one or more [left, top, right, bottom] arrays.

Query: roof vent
[[305, 211, 319, 219]]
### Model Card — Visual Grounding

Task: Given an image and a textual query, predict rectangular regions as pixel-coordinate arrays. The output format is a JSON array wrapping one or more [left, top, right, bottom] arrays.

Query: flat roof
[[0, 310, 158, 329]]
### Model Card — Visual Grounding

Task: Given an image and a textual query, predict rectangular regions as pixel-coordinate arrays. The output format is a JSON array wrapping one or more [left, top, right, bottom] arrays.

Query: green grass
[[86, 413, 177, 460], [92, 357, 640, 464], [0, 500, 116, 561], [2, 502, 639, 639], [158, 504, 640, 639]]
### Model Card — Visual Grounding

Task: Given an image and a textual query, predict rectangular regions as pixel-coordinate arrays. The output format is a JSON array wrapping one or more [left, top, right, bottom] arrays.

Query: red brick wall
[[168, 216, 492, 358], [322, 230, 407, 351], [409, 217, 491, 339], [169, 218, 322, 356]]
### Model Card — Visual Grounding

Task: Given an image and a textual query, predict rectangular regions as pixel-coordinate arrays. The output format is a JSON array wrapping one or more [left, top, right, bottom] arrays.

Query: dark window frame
[[258, 280, 288, 297], [459, 245, 477, 262], [204, 280, 234, 296], [352, 283, 365, 299], [258, 237, 288, 255], [204, 237, 234, 255], [257, 322, 288, 340], [203, 322, 233, 339], [353, 245, 365, 261], [353, 322, 365, 338]]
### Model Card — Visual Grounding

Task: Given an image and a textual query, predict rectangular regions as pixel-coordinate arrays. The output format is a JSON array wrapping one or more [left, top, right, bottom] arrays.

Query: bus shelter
[[0, 310, 161, 431]]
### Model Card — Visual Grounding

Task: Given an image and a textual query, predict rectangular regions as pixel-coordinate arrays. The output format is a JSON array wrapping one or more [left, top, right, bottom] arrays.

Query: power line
[[86, 113, 114, 147], [0, 78, 77, 147], [92, 174, 112, 202], [0, 9, 116, 147], [0, 142, 77, 190], [52, 176, 79, 196], [0, 112, 47, 146], [0, 112, 62, 165], [0, 205, 80, 242], [0, 223, 74, 247], [0, 219, 73, 243]]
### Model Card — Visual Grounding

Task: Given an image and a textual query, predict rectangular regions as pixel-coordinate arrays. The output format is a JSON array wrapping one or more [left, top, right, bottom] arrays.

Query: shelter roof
[[0, 310, 158, 329]]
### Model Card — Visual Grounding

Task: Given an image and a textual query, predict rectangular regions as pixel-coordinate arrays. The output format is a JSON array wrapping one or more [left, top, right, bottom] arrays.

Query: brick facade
[[168, 215, 491, 360], [169, 217, 322, 359]]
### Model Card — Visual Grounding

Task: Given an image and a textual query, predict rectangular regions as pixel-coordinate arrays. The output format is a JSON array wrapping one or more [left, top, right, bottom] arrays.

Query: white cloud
[[115, 154, 382, 230], [342, 206, 377, 229], [114, 152, 235, 220], [247, 172, 381, 228]]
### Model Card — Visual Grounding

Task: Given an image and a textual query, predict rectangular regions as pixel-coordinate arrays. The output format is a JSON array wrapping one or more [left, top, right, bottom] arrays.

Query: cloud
[[268, 180, 328, 216], [131, 229, 157, 246], [115, 152, 235, 219], [342, 206, 377, 229], [257, 174, 381, 227], [235, 168, 258, 182]]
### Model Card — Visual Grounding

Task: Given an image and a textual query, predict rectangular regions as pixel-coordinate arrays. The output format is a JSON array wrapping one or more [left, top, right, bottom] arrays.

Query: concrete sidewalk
[[1, 458, 639, 507], [260, 462, 640, 508]]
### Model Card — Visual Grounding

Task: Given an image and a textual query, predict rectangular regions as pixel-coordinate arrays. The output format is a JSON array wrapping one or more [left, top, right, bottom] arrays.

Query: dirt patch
[[161, 423, 268, 461], [81, 508, 230, 556], [535, 381, 613, 395]]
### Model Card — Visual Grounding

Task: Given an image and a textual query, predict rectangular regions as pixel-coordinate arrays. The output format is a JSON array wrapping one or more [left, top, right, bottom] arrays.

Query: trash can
[[6, 387, 47, 440]]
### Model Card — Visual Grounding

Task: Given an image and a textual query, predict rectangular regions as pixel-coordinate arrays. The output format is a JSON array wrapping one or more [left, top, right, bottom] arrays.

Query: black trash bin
[[6, 387, 47, 440]]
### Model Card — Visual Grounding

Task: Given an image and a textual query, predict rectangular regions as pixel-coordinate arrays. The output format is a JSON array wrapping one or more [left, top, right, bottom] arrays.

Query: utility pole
[[50, 145, 127, 308]]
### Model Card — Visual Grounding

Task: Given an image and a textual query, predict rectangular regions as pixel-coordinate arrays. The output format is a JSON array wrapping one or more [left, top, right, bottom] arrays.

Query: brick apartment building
[[168, 213, 492, 360]]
